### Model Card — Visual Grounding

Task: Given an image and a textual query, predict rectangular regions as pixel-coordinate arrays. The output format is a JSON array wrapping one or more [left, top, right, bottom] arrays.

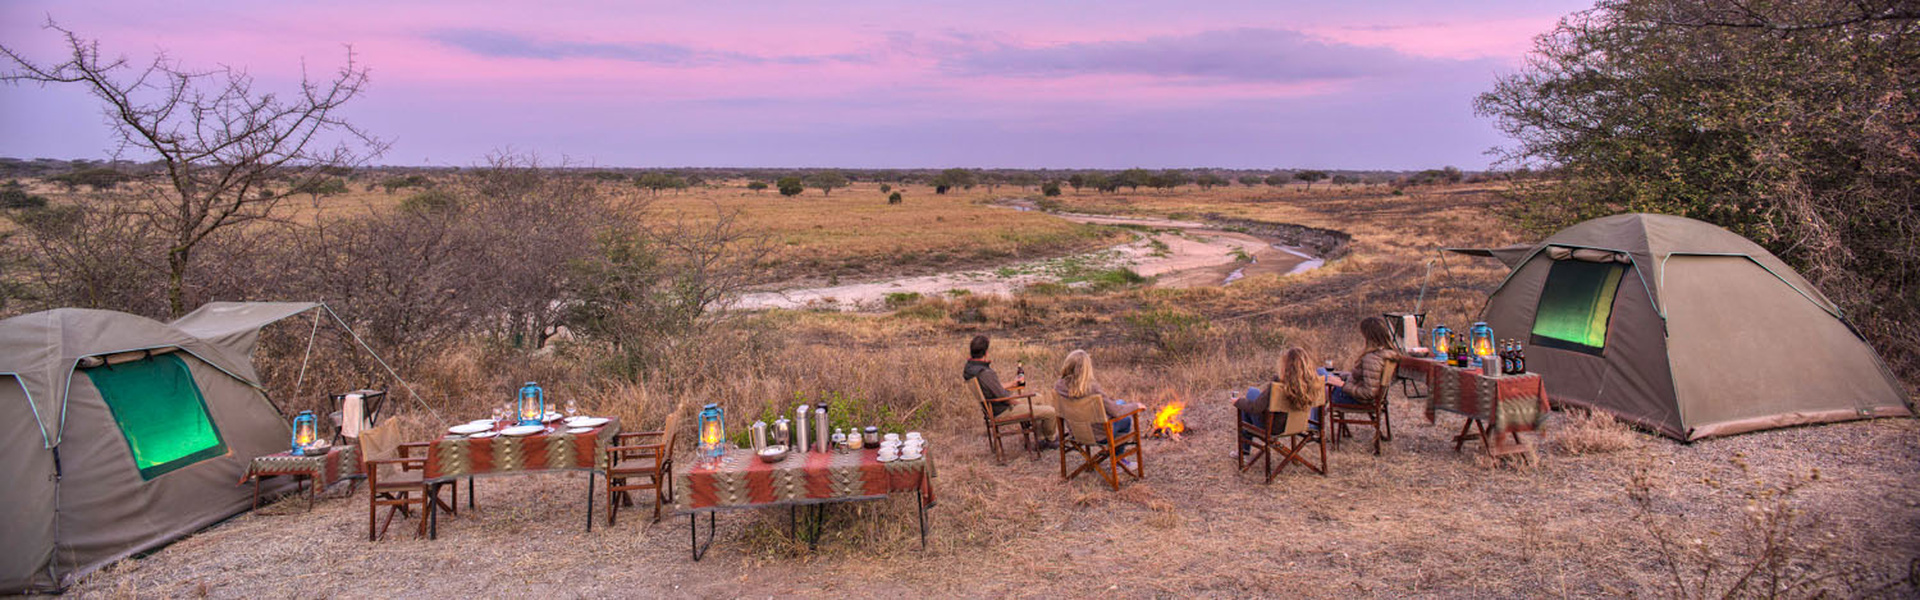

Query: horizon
[[0, 0, 1591, 170]]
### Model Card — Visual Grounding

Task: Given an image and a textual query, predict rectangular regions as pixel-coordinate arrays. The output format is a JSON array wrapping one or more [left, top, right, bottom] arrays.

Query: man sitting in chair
[[963, 335, 1057, 445]]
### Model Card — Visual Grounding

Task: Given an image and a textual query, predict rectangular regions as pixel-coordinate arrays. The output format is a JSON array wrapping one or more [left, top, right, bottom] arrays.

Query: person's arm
[[977, 367, 1013, 400], [1233, 392, 1264, 415]]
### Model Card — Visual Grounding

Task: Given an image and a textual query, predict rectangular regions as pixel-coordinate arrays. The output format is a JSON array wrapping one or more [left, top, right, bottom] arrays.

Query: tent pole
[[320, 303, 446, 426], [1414, 258, 1435, 315], [290, 309, 322, 402]]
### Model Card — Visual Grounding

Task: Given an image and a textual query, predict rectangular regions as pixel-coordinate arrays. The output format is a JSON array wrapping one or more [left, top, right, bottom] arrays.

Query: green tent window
[[83, 353, 227, 480], [1531, 259, 1627, 355]]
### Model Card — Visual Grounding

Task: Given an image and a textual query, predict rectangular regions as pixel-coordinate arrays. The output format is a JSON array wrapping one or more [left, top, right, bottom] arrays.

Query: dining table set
[[417, 409, 621, 537]]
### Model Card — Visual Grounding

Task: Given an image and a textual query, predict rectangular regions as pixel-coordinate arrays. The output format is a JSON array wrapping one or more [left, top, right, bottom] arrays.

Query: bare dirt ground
[[736, 209, 1310, 311], [66, 400, 1919, 599]]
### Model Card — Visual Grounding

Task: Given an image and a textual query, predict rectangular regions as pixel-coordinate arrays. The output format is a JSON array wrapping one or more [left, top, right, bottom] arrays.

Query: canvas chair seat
[[1055, 389, 1144, 491], [607, 409, 679, 526], [1329, 356, 1397, 456], [1238, 382, 1327, 482], [967, 377, 1039, 464]]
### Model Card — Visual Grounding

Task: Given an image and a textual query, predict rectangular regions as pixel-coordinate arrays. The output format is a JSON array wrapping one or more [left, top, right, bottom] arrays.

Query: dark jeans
[[1318, 367, 1358, 406]]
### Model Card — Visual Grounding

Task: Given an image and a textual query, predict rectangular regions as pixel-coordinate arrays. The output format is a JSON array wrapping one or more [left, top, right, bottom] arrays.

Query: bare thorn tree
[[1, 21, 387, 317]]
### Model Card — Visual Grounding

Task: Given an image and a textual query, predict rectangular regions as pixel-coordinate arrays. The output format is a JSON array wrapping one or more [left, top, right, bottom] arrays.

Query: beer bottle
[[1015, 361, 1026, 387], [1503, 341, 1516, 374], [1515, 342, 1527, 374]]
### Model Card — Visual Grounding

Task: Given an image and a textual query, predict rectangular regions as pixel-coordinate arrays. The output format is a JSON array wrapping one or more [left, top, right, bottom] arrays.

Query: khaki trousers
[[997, 397, 1058, 441]]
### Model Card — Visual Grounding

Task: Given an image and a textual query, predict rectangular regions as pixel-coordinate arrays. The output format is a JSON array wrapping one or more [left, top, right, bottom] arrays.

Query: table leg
[[690, 512, 716, 561], [252, 476, 262, 510], [427, 490, 438, 540], [467, 476, 475, 511], [585, 471, 596, 533], [917, 487, 929, 550], [307, 475, 316, 512]]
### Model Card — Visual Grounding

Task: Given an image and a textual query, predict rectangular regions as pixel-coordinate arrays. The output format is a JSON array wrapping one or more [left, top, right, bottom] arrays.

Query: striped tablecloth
[[423, 419, 619, 482], [240, 445, 359, 487], [1403, 357, 1550, 453], [675, 447, 936, 511]]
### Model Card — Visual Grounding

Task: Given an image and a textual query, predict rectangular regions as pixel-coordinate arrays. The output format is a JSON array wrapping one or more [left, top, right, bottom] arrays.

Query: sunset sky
[[0, 1, 1591, 169]]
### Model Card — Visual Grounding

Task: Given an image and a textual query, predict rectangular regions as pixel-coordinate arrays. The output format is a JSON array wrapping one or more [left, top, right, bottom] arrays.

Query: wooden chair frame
[[362, 441, 457, 541], [1238, 404, 1326, 482], [1057, 406, 1145, 491], [1328, 357, 1398, 456], [607, 412, 679, 526], [967, 378, 1040, 463]]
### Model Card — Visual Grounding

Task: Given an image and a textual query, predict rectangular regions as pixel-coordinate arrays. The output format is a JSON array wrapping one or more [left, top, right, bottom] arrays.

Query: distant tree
[[1293, 170, 1329, 191], [1149, 169, 1191, 190], [776, 176, 804, 197], [1236, 175, 1265, 187], [935, 185, 950, 194], [879, 183, 892, 194], [1116, 168, 1152, 191], [381, 174, 431, 193], [931, 168, 976, 191], [1041, 181, 1062, 197], [1263, 174, 1288, 186], [746, 180, 769, 193], [806, 170, 848, 196], [887, 191, 903, 205], [1007, 172, 1040, 190], [583, 171, 629, 182], [292, 177, 349, 205], [47, 167, 129, 191], [636, 172, 688, 195], [1, 22, 383, 316], [0, 180, 47, 209], [1067, 173, 1086, 192], [1194, 173, 1227, 190], [1331, 174, 1360, 186], [1086, 173, 1117, 193]]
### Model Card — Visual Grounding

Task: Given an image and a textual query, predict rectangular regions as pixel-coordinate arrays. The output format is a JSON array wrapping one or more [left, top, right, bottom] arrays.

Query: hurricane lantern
[[698, 403, 726, 457], [1431, 325, 1453, 358], [1471, 322, 1495, 357], [290, 410, 318, 456], [517, 381, 546, 426]]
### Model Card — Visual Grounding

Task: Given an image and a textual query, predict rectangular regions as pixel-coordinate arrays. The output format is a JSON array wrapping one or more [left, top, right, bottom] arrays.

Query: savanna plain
[[54, 180, 1920, 598]]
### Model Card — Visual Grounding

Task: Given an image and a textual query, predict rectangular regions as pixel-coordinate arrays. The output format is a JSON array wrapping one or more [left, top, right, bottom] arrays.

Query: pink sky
[[0, 1, 1592, 169]]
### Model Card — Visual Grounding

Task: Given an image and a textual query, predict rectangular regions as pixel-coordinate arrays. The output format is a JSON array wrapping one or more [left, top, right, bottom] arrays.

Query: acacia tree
[[1, 23, 383, 317], [1293, 170, 1328, 191], [805, 170, 847, 196]]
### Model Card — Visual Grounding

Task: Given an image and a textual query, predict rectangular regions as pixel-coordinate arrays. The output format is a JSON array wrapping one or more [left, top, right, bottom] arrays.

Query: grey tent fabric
[[172, 301, 322, 378], [1444, 244, 1535, 269], [0, 305, 314, 594], [1453, 214, 1911, 440]]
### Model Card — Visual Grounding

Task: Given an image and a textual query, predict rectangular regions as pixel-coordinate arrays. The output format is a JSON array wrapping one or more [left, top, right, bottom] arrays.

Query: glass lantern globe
[[517, 382, 546, 426], [290, 410, 317, 455]]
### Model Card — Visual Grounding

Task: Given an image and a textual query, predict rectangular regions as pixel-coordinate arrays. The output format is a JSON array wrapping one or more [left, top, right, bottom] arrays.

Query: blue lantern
[[698, 403, 726, 458], [1431, 325, 1453, 360], [517, 382, 546, 427], [1469, 322, 1496, 370], [290, 410, 317, 456]]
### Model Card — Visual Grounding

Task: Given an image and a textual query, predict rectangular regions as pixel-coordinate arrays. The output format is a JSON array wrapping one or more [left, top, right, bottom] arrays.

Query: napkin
[[341, 393, 365, 438], [1401, 314, 1420, 350]]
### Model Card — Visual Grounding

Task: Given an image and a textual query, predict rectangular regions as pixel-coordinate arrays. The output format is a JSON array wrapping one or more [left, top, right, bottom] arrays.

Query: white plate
[[901, 452, 923, 461], [542, 412, 564, 423], [448, 423, 492, 435], [501, 425, 547, 436], [468, 431, 499, 439], [568, 417, 610, 428], [876, 454, 899, 463], [566, 427, 594, 434]]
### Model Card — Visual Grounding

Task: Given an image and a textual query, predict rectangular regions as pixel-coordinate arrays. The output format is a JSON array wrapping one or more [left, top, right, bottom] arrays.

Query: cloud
[[427, 29, 860, 66], [945, 28, 1445, 84]]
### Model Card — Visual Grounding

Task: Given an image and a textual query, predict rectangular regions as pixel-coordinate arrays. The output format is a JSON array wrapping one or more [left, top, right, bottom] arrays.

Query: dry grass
[[57, 183, 1920, 599]]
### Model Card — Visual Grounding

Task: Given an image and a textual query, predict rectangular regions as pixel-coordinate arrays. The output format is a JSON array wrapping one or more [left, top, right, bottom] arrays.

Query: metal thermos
[[770, 417, 792, 447], [794, 405, 810, 452], [750, 421, 768, 451], [813, 407, 830, 453]]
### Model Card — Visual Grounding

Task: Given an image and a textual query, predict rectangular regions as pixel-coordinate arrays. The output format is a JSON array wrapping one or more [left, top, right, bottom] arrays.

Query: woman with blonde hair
[[1233, 347, 1325, 454], [1052, 349, 1145, 439]]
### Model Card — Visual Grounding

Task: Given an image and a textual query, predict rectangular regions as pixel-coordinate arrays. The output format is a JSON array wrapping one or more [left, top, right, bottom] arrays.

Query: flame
[[702, 421, 722, 446], [1152, 401, 1186, 435], [1475, 339, 1493, 356]]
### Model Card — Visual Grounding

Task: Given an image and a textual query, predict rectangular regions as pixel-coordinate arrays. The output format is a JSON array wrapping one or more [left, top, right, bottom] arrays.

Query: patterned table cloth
[[240, 445, 359, 487], [423, 418, 619, 482], [1403, 356, 1550, 454], [675, 447, 936, 512]]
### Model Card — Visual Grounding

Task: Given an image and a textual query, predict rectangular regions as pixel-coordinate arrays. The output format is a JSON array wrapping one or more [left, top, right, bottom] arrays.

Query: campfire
[[1148, 400, 1187, 440]]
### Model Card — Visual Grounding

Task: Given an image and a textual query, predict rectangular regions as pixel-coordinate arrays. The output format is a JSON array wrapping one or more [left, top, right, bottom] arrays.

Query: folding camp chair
[[1237, 385, 1327, 482], [1055, 391, 1144, 491]]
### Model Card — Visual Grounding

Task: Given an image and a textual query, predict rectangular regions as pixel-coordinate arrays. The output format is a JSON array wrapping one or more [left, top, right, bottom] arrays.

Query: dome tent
[[1449, 214, 1910, 441], [0, 302, 328, 593]]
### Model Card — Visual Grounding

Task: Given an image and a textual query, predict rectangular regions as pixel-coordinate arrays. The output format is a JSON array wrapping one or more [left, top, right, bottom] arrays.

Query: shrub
[[883, 291, 922, 308], [1123, 306, 1211, 360], [777, 176, 804, 197], [879, 184, 892, 194], [1551, 406, 1636, 455], [1041, 182, 1062, 197], [888, 191, 903, 204]]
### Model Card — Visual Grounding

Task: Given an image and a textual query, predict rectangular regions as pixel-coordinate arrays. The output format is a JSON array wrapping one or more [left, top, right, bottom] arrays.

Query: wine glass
[[565, 400, 579, 419]]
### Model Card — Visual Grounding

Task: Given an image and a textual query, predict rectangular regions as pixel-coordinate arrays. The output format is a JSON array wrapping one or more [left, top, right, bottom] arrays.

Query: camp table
[[418, 417, 619, 538], [673, 447, 936, 560], [240, 445, 360, 512], [1400, 356, 1550, 456]]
